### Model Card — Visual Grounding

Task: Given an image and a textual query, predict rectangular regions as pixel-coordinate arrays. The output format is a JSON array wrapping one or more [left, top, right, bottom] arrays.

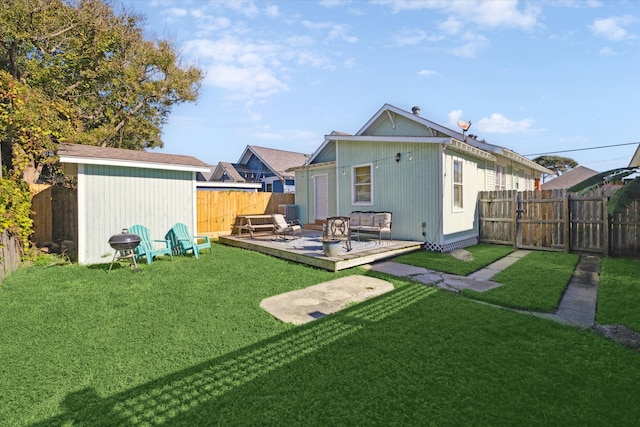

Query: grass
[[597, 257, 640, 331], [463, 251, 580, 311], [394, 243, 515, 275], [1, 243, 640, 425]]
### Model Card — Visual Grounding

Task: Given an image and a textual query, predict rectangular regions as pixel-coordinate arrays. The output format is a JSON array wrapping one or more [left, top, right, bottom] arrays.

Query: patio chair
[[129, 224, 173, 265], [165, 223, 212, 259], [271, 213, 302, 239]]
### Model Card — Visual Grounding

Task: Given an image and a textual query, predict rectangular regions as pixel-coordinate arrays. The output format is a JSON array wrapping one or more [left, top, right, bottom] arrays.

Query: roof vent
[[411, 106, 421, 115]]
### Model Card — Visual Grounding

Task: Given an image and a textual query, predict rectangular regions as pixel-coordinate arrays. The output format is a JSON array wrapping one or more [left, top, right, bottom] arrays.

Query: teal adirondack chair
[[165, 223, 212, 259], [129, 224, 173, 265]]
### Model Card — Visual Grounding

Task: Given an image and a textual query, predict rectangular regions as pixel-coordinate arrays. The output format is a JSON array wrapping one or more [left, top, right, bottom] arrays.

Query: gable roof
[[239, 145, 310, 179], [211, 161, 246, 182], [57, 143, 210, 173], [307, 104, 552, 174], [541, 165, 599, 190]]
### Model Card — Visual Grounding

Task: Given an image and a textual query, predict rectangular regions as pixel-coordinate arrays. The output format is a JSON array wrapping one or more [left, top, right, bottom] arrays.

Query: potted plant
[[321, 238, 342, 257]]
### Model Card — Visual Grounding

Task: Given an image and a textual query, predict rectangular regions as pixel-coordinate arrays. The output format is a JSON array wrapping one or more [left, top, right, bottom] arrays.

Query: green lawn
[[394, 243, 515, 275], [1, 244, 639, 425], [598, 257, 640, 331], [463, 251, 580, 311]]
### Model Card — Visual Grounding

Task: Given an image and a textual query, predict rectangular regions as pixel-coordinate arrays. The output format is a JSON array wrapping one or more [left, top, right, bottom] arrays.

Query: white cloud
[[590, 16, 637, 41], [417, 69, 437, 77], [184, 38, 288, 102], [448, 109, 465, 127], [477, 113, 533, 133], [264, 5, 280, 17], [328, 24, 358, 43], [599, 46, 619, 56], [375, 0, 540, 31], [392, 29, 428, 46], [449, 32, 489, 58], [438, 17, 461, 35]]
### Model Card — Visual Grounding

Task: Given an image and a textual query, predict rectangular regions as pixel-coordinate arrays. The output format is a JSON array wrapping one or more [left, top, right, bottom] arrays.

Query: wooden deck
[[219, 229, 423, 272]]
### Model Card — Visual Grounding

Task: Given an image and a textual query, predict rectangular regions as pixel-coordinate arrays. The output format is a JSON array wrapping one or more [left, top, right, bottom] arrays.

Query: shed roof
[[57, 143, 210, 173], [541, 165, 599, 190]]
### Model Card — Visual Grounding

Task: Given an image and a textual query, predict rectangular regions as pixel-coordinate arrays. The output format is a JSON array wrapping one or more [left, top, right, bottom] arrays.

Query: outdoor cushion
[[360, 214, 374, 227], [349, 212, 361, 226]]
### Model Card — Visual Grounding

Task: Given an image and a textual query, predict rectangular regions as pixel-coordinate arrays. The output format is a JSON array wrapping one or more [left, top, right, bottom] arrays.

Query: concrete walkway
[[365, 250, 601, 329]]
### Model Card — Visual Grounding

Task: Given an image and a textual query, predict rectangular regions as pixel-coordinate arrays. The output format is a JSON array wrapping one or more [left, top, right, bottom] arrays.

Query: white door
[[314, 174, 329, 220]]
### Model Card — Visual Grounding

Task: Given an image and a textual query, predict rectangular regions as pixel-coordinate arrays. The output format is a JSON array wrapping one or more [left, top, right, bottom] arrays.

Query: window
[[353, 164, 373, 204], [453, 160, 463, 209], [495, 165, 506, 191], [266, 183, 273, 192]]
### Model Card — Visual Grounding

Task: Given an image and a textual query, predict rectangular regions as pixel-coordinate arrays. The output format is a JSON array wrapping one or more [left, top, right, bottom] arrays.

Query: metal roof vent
[[411, 106, 421, 115]]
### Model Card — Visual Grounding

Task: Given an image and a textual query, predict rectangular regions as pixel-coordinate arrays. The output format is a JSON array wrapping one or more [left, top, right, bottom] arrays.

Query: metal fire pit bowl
[[108, 229, 142, 272]]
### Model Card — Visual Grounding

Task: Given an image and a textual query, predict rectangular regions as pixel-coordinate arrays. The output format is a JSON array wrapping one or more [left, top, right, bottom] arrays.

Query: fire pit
[[108, 229, 142, 272]]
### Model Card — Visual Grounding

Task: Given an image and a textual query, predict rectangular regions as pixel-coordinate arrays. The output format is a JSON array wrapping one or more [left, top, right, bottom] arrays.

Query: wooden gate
[[478, 189, 637, 255]]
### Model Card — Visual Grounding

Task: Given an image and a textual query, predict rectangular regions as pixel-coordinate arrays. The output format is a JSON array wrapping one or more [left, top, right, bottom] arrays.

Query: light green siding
[[79, 164, 195, 265], [336, 140, 441, 242], [294, 164, 337, 224], [364, 115, 437, 137], [442, 149, 486, 239]]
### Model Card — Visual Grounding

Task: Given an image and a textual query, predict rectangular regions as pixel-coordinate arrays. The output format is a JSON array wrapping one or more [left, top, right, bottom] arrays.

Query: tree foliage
[[567, 166, 640, 215], [533, 155, 578, 177], [0, 0, 203, 183]]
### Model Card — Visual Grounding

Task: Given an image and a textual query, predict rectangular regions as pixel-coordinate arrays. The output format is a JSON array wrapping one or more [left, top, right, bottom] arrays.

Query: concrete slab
[[260, 275, 394, 325], [441, 277, 503, 292], [363, 260, 432, 277]]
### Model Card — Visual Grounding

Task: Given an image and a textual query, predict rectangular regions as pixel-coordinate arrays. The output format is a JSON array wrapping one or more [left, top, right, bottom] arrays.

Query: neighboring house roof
[[541, 166, 599, 190], [211, 162, 246, 182], [307, 104, 552, 175], [57, 143, 210, 173], [629, 144, 640, 167], [239, 145, 311, 179], [197, 164, 216, 182]]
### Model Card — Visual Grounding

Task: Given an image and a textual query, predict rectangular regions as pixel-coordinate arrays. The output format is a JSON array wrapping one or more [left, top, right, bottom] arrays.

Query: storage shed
[[39, 143, 210, 265]]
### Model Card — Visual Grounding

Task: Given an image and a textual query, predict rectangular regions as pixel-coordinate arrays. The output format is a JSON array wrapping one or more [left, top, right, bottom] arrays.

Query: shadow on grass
[[32, 284, 436, 426]]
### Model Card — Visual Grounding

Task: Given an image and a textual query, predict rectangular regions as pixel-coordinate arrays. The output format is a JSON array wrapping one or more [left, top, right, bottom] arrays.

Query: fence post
[[513, 191, 519, 249], [603, 196, 609, 257], [564, 193, 570, 252]]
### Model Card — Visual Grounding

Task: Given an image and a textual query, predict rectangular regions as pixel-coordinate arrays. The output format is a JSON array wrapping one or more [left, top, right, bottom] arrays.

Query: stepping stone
[[260, 275, 394, 325]]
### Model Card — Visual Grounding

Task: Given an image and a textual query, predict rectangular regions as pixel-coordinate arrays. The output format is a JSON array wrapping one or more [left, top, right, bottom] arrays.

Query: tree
[[0, 0, 203, 183], [568, 167, 640, 215], [533, 155, 578, 177]]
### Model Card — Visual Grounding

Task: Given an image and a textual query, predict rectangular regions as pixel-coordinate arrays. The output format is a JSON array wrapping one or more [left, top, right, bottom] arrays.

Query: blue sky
[[118, 0, 639, 172]]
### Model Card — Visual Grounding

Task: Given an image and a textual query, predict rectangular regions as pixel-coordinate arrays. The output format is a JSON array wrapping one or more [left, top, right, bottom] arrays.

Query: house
[[293, 104, 552, 252], [40, 143, 210, 265], [197, 163, 262, 192], [211, 146, 310, 193], [628, 144, 640, 168], [541, 166, 599, 190]]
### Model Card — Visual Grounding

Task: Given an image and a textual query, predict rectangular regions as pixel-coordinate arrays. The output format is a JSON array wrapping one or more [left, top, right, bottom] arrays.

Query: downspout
[[335, 140, 340, 216], [438, 143, 445, 248]]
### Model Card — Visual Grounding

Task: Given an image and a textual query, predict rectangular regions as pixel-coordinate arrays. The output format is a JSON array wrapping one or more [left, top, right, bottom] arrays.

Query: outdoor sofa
[[348, 211, 392, 241]]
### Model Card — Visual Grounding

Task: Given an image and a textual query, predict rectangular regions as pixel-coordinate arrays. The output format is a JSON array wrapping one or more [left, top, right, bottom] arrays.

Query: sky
[[117, 0, 640, 172]]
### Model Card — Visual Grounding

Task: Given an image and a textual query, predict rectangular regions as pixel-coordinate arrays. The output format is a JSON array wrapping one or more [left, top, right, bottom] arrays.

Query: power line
[[525, 141, 639, 157]]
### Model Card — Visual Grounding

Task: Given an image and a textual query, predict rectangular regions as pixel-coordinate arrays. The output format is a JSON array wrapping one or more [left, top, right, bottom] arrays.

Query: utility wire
[[525, 141, 639, 157]]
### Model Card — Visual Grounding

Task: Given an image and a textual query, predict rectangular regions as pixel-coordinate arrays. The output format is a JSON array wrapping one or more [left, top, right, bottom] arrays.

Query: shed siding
[[80, 164, 195, 264], [314, 142, 337, 163], [364, 115, 434, 137], [336, 140, 441, 242]]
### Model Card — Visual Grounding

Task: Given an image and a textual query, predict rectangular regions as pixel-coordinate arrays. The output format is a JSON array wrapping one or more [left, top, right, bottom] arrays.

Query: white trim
[[325, 135, 449, 144], [77, 164, 86, 264], [438, 144, 445, 246], [351, 162, 374, 206], [197, 182, 261, 190], [59, 155, 210, 173], [452, 158, 464, 212], [192, 173, 198, 235]]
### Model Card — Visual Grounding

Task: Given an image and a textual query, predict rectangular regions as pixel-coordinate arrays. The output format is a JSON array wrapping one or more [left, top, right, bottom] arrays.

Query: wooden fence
[[197, 191, 294, 237], [0, 229, 23, 282], [478, 189, 640, 256]]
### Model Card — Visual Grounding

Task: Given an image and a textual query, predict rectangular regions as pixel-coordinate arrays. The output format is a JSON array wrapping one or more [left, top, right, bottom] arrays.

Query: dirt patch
[[450, 248, 473, 262], [595, 324, 640, 352]]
